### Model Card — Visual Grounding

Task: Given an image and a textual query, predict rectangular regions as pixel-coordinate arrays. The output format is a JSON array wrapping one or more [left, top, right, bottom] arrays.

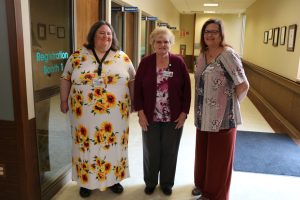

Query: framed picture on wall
[[268, 29, 273, 40], [57, 27, 65, 38], [287, 24, 297, 51], [280, 26, 286, 45], [37, 23, 46, 40], [272, 27, 279, 46], [49, 24, 56, 34], [263, 31, 268, 44]]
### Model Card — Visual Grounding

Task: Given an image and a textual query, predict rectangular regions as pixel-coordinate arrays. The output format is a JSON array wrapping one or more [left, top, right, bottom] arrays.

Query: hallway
[[51, 75, 300, 200], [2, 1, 300, 199]]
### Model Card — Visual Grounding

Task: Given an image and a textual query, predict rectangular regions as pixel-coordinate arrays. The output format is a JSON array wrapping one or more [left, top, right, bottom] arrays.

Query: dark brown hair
[[84, 20, 119, 51], [200, 18, 229, 53]]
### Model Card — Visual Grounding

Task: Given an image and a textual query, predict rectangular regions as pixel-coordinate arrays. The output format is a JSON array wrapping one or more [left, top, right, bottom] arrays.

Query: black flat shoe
[[192, 187, 201, 196], [161, 187, 172, 196], [197, 196, 210, 200], [79, 187, 91, 198], [144, 186, 155, 195], [109, 183, 124, 194]]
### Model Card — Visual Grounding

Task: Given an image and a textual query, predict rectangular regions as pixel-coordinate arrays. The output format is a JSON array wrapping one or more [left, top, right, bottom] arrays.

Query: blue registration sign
[[111, 7, 122, 11], [147, 16, 157, 21], [124, 6, 138, 12], [158, 22, 168, 27]]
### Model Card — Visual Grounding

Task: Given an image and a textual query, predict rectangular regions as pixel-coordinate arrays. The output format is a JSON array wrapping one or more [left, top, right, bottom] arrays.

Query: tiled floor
[[52, 75, 300, 200]]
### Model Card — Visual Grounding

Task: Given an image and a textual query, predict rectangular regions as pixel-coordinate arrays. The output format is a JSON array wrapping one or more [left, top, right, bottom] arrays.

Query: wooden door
[[0, 0, 40, 199], [125, 12, 134, 61], [76, 0, 100, 48], [146, 20, 156, 55]]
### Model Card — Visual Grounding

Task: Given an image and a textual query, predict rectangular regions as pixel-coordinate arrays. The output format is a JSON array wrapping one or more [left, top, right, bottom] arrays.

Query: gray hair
[[149, 27, 175, 46]]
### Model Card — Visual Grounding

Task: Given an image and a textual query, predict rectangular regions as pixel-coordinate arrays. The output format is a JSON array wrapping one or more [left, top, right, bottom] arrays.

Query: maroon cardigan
[[134, 53, 191, 123]]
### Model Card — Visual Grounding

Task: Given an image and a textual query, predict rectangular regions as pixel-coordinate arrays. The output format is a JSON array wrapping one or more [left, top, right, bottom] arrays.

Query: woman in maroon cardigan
[[134, 27, 191, 196]]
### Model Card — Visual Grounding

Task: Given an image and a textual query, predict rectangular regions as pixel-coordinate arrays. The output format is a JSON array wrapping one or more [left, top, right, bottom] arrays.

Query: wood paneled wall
[[125, 12, 134, 63], [0, 121, 19, 199], [0, 0, 40, 199], [243, 60, 300, 140], [183, 55, 194, 73], [76, 0, 100, 48], [146, 21, 155, 56]]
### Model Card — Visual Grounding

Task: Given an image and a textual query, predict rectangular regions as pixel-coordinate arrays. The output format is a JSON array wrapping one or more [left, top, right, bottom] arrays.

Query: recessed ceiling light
[[203, 3, 219, 7], [204, 10, 216, 13]]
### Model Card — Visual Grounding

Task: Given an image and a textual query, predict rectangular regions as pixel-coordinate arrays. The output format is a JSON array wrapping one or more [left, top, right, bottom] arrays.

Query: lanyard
[[92, 48, 110, 76]]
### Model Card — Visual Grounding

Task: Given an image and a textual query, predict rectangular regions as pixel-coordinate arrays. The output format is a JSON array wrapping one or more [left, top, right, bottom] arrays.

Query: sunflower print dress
[[61, 47, 135, 190]]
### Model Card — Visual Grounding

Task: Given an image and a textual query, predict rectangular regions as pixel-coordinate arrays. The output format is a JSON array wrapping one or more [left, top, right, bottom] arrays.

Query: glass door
[[29, 0, 73, 194], [111, 2, 124, 50], [0, 0, 14, 121]]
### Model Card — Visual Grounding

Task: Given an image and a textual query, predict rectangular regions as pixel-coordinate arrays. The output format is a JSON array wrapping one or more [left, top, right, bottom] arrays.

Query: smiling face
[[153, 34, 171, 55], [204, 23, 222, 48], [94, 25, 112, 52]]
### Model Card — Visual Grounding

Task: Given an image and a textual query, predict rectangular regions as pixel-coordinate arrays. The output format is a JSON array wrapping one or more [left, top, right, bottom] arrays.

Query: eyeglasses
[[204, 30, 220, 35]]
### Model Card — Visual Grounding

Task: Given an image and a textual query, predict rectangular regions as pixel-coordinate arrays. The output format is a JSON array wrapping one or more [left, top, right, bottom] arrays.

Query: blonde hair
[[149, 27, 175, 46]]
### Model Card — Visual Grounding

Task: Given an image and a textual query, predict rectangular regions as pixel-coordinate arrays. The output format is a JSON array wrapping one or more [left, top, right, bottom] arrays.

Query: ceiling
[[169, 0, 257, 14]]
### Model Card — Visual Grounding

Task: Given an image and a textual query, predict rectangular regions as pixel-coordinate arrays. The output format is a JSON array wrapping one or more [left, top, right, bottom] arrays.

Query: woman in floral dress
[[60, 21, 135, 198]]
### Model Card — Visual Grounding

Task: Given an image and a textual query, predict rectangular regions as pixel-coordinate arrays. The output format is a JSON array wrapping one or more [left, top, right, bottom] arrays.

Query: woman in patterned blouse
[[134, 27, 191, 196], [192, 19, 249, 200]]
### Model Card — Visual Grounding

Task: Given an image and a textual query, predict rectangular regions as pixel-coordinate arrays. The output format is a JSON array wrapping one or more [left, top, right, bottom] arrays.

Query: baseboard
[[41, 167, 71, 200]]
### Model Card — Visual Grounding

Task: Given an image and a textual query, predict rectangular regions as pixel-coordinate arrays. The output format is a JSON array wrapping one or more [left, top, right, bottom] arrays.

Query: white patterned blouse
[[194, 47, 248, 132]]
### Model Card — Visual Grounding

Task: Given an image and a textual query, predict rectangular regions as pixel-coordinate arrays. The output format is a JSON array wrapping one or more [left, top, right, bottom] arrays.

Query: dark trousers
[[194, 128, 236, 200], [142, 122, 183, 189]]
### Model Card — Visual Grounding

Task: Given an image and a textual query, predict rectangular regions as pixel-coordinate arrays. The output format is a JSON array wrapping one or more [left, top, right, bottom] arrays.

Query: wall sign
[[144, 16, 157, 21], [112, 6, 138, 12], [36, 51, 68, 75]]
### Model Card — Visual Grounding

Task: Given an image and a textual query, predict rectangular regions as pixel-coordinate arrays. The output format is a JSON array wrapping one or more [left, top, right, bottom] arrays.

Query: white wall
[[194, 14, 244, 56], [243, 0, 300, 81], [120, 0, 180, 28], [173, 14, 195, 55]]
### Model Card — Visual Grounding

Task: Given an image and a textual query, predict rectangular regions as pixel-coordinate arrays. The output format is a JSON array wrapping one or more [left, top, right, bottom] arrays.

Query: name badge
[[93, 78, 103, 87], [163, 70, 173, 78]]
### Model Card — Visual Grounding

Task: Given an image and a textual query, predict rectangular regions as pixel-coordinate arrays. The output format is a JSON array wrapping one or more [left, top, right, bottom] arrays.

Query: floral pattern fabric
[[61, 47, 135, 190], [194, 47, 247, 132], [153, 68, 171, 122]]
